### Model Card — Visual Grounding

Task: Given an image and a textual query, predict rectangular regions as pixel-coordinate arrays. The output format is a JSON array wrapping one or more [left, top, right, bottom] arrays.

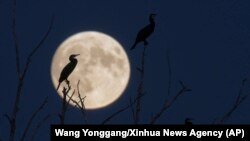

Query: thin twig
[[12, 0, 20, 78], [66, 89, 75, 110], [21, 16, 54, 80], [150, 81, 191, 124], [134, 45, 147, 124], [59, 83, 74, 124], [102, 93, 145, 124], [29, 114, 52, 141], [9, 1, 19, 140], [9, 12, 54, 141], [72, 97, 87, 124], [76, 80, 87, 124], [130, 97, 136, 122], [69, 80, 87, 124], [4, 114, 11, 124], [20, 97, 48, 141], [102, 105, 130, 125], [166, 50, 172, 97], [218, 78, 248, 124]]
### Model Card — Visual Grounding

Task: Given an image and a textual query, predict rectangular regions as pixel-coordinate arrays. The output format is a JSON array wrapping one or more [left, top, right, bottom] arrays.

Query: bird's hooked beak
[[73, 54, 80, 57]]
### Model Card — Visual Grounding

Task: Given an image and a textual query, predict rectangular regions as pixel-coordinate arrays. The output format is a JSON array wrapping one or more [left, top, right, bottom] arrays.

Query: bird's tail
[[56, 82, 61, 91], [130, 43, 137, 50]]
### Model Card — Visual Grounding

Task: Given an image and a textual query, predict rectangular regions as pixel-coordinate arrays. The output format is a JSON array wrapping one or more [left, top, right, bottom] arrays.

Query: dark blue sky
[[1, 0, 250, 140]]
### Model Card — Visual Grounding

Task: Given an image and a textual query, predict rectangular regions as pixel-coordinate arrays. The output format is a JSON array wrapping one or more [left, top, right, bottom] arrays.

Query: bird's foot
[[66, 80, 70, 85]]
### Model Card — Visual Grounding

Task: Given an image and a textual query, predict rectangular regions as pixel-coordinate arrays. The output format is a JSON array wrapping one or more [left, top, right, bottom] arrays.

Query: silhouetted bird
[[185, 118, 193, 125], [130, 13, 156, 50], [57, 54, 80, 91]]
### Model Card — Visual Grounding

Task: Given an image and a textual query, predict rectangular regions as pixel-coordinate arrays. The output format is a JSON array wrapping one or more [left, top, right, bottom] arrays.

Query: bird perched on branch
[[130, 13, 156, 50], [57, 54, 80, 91]]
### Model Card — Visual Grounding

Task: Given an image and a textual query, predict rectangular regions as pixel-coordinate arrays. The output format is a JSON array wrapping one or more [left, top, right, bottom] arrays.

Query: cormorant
[[130, 13, 156, 50], [56, 54, 80, 91], [185, 118, 193, 125]]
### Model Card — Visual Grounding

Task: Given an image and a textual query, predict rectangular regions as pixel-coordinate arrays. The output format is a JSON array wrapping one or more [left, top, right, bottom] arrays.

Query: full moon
[[51, 31, 130, 109]]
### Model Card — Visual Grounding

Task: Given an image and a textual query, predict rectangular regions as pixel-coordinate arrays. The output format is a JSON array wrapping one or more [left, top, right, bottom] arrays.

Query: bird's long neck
[[149, 16, 155, 25], [70, 58, 78, 63]]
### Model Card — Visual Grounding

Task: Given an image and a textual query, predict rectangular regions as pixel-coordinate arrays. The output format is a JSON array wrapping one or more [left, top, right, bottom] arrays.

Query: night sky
[[1, 0, 250, 140]]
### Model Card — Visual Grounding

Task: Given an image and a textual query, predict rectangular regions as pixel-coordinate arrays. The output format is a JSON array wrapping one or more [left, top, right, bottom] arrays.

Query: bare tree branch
[[102, 93, 145, 124], [166, 50, 172, 97], [21, 16, 54, 80], [4, 114, 11, 124], [102, 105, 130, 125], [150, 81, 191, 124], [134, 45, 147, 124], [76, 80, 87, 124], [7, 0, 54, 140], [9, 0, 20, 138], [59, 83, 75, 124], [20, 97, 48, 141], [130, 97, 136, 122], [12, 0, 21, 78], [148, 50, 174, 124], [69, 80, 87, 123], [29, 114, 52, 141], [66, 89, 75, 111], [101, 48, 186, 124], [58, 80, 88, 124], [9, 12, 54, 141], [217, 78, 248, 124]]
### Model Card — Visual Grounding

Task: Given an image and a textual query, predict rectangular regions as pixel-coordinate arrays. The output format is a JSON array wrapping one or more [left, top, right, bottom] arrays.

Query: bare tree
[[58, 83, 75, 124], [71, 80, 87, 124], [5, 0, 54, 141], [150, 80, 191, 124], [57, 80, 87, 124], [101, 49, 191, 125], [134, 45, 147, 124], [150, 51, 192, 124]]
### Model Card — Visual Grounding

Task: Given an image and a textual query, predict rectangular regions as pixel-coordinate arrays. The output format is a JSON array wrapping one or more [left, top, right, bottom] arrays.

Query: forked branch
[[29, 114, 52, 141], [150, 81, 191, 124], [217, 78, 248, 124], [59, 83, 75, 124], [72, 80, 87, 124]]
